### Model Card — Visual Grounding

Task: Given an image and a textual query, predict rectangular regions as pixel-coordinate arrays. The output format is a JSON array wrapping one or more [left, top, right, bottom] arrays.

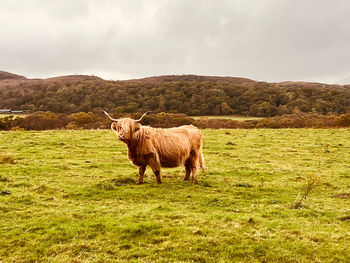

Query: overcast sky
[[1, 0, 350, 84]]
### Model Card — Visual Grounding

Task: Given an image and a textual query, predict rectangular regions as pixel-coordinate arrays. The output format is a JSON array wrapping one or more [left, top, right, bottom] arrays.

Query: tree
[[125, 102, 139, 113], [221, 102, 233, 115], [257, 102, 273, 117]]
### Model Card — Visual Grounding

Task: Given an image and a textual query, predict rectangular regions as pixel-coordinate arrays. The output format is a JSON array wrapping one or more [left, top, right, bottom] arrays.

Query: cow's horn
[[101, 110, 119, 122], [134, 111, 151, 123]]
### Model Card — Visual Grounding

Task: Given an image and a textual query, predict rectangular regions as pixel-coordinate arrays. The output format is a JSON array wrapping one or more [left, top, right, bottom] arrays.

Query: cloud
[[0, 0, 350, 83]]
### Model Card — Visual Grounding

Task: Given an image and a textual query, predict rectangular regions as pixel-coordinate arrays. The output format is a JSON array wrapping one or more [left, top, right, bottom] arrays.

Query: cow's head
[[102, 111, 149, 142]]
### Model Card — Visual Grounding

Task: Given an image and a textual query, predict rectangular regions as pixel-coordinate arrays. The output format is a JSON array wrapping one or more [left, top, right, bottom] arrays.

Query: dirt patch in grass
[[332, 193, 350, 199], [339, 216, 350, 222], [0, 189, 11, 195], [110, 177, 136, 185], [235, 183, 253, 188], [0, 176, 9, 182], [292, 176, 304, 182]]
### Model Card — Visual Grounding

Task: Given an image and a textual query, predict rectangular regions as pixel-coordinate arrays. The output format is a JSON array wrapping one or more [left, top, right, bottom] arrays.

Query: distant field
[[191, 115, 264, 121], [0, 114, 27, 118], [0, 114, 263, 121], [1, 129, 350, 262]]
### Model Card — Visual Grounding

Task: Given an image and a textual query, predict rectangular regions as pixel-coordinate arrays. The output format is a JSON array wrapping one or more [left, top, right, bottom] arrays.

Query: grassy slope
[[0, 129, 350, 262]]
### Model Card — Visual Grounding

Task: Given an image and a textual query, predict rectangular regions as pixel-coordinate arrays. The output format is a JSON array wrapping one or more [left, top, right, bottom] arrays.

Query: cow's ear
[[133, 123, 141, 132], [111, 122, 117, 132]]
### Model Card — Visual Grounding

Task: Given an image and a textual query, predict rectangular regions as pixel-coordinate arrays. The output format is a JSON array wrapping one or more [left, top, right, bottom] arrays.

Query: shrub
[[10, 126, 25, 131], [11, 112, 69, 130], [69, 112, 95, 125], [0, 116, 16, 130], [335, 113, 350, 127], [1, 112, 350, 130], [291, 174, 322, 209], [66, 122, 80, 130]]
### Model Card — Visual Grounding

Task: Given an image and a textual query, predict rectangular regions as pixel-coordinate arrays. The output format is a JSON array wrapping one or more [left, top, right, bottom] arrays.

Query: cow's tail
[[199, 144, 206, 171]]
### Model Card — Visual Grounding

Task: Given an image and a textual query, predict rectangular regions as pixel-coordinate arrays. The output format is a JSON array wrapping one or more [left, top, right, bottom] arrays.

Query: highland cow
[[102, 111, 206, 184]]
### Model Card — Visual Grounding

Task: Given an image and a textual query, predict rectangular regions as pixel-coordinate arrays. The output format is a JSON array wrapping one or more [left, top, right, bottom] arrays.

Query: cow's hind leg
[[137, 165, 146, 184], [184, 159, 191, 181], [148, 157, 162, 184]]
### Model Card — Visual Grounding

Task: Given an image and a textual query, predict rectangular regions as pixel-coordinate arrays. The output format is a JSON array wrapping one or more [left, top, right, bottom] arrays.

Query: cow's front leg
[[137, 165, 146, 184], [148, 157, 162, 184], [191, 167, 197, 184], [154, 170, 162, 184], [184, 160, 191, 181]]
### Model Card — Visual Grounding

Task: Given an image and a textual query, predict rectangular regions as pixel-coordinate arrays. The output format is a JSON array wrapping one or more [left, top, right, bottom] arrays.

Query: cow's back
[[154, 125, 202, 149]]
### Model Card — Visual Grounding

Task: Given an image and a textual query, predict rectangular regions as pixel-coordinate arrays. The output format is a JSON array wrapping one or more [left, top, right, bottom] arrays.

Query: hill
[[43, 74, 103, 83], [0, 71, 349, 116], [0, 70, 27, 81], [129, 74, 257, 86]]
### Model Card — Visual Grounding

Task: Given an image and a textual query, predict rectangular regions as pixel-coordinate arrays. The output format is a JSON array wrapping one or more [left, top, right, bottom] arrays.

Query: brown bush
[[10, 126, 25, 131], [335, 113, 350, 127], [65, 122, 80, 130], [0, 115, 16, 130], [1, 112, 350, 130], [68, 112, 95, 124], [254, 113, 338, 129], [11, 112, 69, 130]]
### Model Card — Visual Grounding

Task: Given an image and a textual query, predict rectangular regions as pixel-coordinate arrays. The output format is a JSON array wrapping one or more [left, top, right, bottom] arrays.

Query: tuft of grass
[[291, 174, 322, 209], [0, 154, 15, 164]]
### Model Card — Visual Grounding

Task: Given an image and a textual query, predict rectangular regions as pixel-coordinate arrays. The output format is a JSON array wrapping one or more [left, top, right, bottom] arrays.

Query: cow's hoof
[[136, 180, 144, 185]]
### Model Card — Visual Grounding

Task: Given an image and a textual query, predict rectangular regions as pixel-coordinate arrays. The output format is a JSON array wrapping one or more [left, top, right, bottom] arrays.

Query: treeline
[[0, 112, 195, 131], [1, 112, 350, 131], [1, 74, 350, 117]]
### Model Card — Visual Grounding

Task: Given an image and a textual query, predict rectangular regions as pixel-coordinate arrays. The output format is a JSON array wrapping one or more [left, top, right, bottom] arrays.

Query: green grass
[[0, 129, 350, 262], [0, 114, 27, 118], [191, 115, 263, 121]]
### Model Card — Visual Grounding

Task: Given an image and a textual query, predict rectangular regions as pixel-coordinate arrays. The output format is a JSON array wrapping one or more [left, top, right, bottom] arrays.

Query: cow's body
[[126, 125, 204, 167], [103, 111, 205, 184]]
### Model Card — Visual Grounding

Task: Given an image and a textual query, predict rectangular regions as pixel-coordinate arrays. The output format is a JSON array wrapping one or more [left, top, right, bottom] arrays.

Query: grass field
[[1, 129, 350, 262], [191, 115, 263, 121], [0, 114, 27, 118]]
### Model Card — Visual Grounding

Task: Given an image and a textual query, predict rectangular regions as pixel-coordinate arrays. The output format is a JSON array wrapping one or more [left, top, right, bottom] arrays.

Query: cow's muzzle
[[118, 135, 128, 142]]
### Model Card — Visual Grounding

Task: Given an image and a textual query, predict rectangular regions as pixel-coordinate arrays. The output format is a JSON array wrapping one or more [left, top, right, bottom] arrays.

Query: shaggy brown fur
[[106, 114, 205, 184]]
